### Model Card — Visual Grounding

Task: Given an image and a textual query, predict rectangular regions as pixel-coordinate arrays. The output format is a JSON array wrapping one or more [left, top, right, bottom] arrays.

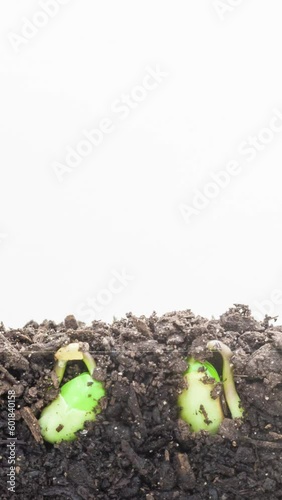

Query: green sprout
[[177, 358, 224, 434], [207, 340, 244, 419], [39, 343, 105, 443], [178, 342, 244, 434]]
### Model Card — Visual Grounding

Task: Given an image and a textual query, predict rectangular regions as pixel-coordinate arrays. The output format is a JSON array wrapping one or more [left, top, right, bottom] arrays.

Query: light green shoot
[[54, 342, 97, 384], [207, 340, 244, 419]]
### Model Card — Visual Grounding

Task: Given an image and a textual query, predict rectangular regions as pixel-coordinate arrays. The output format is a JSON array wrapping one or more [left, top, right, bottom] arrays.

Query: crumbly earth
[[1, 306, 282, 500]]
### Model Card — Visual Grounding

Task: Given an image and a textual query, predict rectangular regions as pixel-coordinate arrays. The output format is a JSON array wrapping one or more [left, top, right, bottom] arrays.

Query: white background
[[1, 0, 282, 328]]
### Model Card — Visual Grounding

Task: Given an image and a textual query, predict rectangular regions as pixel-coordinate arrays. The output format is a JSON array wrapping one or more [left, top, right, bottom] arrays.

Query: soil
[[1, 305, 282, 500]]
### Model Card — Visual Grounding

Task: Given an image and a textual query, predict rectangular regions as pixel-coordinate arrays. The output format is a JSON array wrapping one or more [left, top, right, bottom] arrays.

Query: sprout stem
[[53, 342, 96, 384], [54, 359, 67, 385], [81, 351, 96, 377], [207, 340, 244, 419]]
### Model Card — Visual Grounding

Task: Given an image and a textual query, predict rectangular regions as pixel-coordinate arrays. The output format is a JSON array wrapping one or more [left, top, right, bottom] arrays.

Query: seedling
[[39, 343, 105, 443], [207, 340, 244, 419], [178, 341, 244, 433], [178, 358, 224, 434]]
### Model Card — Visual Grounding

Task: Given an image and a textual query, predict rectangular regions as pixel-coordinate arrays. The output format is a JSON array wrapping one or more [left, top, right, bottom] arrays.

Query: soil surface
[[1, 305, 282, 499]]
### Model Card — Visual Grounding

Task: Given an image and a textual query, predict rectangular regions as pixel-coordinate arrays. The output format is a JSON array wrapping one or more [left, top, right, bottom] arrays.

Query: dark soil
[[1, 305, 282, 499]]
